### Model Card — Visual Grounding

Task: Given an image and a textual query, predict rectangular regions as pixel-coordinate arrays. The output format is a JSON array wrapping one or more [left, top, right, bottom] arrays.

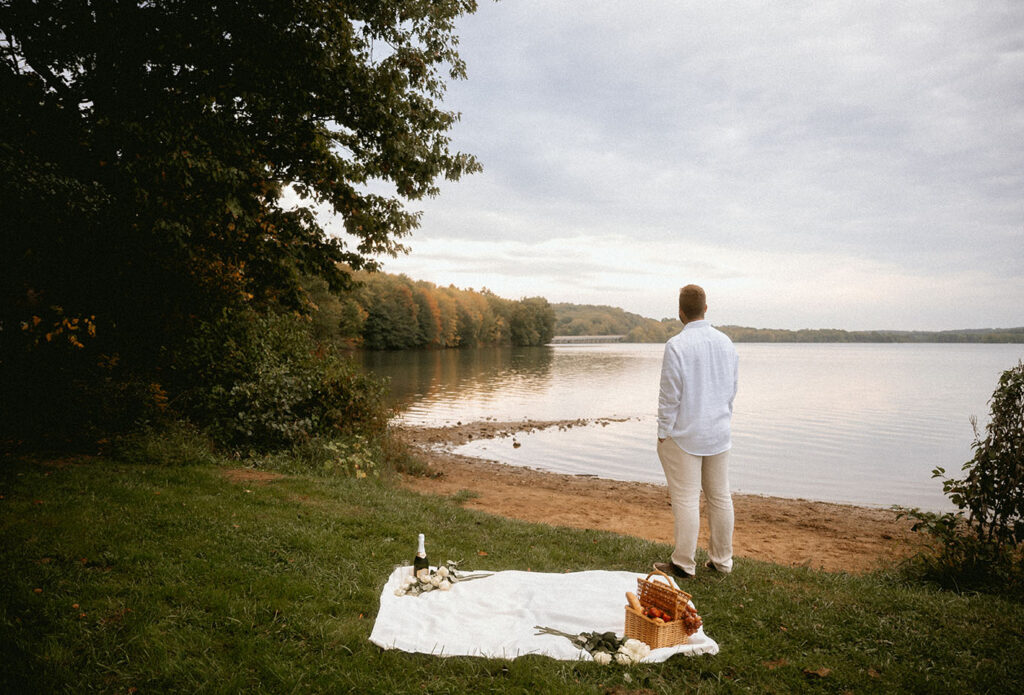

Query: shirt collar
[[683, 319, 710, 330]]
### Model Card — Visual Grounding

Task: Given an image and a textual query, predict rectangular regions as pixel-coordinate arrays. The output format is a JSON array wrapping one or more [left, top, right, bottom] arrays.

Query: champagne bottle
[[413, 533, 429, 579]]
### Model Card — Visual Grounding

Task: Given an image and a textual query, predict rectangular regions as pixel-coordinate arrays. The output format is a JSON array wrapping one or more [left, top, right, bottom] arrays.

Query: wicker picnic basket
[[624, 570, 692, 649]]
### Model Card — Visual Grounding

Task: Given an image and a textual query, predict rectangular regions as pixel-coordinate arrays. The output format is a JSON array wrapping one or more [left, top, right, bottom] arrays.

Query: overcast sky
[[357, 1, 1023, 331]]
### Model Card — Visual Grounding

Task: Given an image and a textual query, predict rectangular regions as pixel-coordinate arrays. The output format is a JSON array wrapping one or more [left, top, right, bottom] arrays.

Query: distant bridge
[[548, 335, 626, 344]]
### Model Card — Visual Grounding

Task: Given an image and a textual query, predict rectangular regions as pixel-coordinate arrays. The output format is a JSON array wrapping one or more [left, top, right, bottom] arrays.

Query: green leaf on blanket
[[534, 626, 650, 665]]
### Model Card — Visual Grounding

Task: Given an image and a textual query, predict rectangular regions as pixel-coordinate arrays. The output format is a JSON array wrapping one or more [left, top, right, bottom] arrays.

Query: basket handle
[[643, 570, 693, 602], [645, 569, 679, 589]]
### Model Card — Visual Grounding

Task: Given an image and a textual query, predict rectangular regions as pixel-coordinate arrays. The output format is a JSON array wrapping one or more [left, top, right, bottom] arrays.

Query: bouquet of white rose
[[394, 560, 492, 596], [534, 626, 651, 665]]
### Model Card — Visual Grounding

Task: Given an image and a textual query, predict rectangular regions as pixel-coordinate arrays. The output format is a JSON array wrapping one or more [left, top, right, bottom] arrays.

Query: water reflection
[[359, 342, 1024, 511], [361, 346, 556, 418], [360, 344, 666, 424]]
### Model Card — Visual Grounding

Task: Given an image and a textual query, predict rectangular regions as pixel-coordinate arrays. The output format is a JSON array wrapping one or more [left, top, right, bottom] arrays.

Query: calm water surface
[[361, 343, 1023, 511]]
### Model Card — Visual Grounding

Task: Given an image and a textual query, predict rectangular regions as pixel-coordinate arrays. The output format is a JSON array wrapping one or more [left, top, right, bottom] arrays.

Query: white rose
[[436, 566, 450, 578], [593, 651, 612, 665], [430, 575, 442, 587], [624, 639, 649, 661], [439, 579, 452, 591], [394, 588, 405, 596], [614, 652, 632, 665]]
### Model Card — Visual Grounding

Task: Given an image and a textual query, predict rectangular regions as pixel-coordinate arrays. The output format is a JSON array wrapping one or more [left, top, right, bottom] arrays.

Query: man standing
[[654, 285, 739, 579]]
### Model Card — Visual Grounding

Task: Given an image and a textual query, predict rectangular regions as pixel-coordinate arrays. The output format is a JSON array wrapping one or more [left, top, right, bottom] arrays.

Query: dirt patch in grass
[[220, 467, 285, 485], [395, 421, 920, 575]]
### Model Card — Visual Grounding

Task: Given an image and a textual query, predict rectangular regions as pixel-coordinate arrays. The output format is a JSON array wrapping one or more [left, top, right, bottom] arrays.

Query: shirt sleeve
[[657, 342, 682, 439], [729, 349, 739, 412]]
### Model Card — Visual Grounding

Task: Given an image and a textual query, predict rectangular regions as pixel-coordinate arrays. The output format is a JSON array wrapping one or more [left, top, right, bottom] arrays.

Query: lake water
[[361, 343, 1023, 511]]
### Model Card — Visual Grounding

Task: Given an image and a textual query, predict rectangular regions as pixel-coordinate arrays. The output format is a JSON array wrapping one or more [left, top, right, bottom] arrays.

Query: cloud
[[361, 1, 1024, 329], [379, 230, 1011, 329]]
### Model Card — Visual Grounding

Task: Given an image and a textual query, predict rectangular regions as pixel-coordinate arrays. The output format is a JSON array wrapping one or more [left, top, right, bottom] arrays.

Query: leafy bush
[[378, 432, 437, 478], [171, 309, 389, 452], [899, 360, 1024, 594], [254, 434, 381, 477]]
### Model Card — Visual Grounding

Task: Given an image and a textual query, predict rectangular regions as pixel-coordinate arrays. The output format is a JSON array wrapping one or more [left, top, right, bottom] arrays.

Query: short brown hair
[[679, 284, 706, 320]]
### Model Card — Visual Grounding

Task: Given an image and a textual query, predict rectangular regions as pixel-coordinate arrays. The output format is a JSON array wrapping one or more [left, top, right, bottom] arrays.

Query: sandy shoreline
[[393, 419, 921, 574]]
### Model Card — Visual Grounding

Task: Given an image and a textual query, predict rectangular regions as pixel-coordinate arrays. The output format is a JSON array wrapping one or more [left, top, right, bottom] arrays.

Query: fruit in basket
[[641, 605, 673, 622], [680, 603, 703, 635], [638, 602, 703, 635]]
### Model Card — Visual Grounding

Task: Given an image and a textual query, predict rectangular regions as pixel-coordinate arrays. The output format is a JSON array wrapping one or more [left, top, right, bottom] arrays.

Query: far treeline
[[552, 304, 1024, 344], [310, 271, 555, 350]]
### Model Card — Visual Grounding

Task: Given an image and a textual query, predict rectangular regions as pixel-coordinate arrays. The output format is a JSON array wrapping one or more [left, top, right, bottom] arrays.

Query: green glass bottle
[[414, 533, 429, 579]]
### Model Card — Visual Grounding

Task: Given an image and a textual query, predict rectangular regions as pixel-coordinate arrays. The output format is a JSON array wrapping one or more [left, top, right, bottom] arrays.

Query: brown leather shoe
[[652, 561, 693, 580]]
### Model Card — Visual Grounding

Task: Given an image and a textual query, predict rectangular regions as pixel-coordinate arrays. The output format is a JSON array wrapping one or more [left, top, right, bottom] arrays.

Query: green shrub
[[253, 429, 434, 479], [170, 309, 390, 452], [379, 432, 436, 478], [255, 434, 382, 477], [899, 360, 1024, 594]]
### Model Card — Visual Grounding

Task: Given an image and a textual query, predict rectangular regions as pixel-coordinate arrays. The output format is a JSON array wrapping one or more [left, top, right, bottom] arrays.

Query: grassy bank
[[2, 458, 1022, 694]]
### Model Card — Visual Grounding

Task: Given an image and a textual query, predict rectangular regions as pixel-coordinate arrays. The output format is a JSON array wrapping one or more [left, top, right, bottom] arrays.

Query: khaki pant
[[657, 438, 734, 574]]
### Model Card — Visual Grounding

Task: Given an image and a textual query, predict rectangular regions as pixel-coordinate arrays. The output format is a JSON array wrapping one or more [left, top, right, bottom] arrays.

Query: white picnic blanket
[[369, 566, 719, 662]]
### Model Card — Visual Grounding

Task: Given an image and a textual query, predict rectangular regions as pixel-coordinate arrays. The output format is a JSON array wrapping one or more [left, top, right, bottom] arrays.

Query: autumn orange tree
[[0, 0, 480, 447], [348, 272, 554, 350]]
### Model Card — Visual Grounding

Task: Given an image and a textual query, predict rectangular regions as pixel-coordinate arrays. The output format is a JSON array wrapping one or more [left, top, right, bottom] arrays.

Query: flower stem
[[534, 626, 585, 648]]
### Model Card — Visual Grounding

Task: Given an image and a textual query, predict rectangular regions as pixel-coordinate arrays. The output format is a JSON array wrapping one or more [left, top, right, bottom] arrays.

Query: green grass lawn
[[2, 457, 1022, 694]]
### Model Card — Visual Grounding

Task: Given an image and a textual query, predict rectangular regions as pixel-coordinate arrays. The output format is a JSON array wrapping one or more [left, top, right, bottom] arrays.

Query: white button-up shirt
[[657, 320, 739, 456]]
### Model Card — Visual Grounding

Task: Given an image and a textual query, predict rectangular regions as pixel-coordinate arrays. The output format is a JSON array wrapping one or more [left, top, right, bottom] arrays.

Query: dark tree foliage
[[0, 0, 479, 444]]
